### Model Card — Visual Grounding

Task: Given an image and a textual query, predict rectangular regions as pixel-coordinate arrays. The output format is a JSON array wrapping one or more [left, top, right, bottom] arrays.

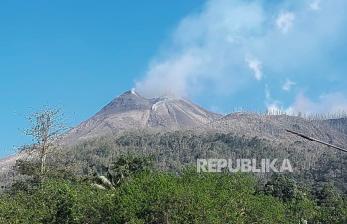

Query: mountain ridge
[[63, 90, 222, 144], [63, 90, 347, 151], [2, 90, 347, 191]]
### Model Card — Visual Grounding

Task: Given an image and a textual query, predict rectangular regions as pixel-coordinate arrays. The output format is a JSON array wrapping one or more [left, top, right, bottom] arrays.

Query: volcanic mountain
[[63, 90, 221, 144], [63, 90, 347, 147], [2, 90, 347, 191]]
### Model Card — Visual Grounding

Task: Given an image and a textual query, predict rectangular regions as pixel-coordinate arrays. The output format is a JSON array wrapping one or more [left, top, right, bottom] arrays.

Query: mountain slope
[[64, 90, 221, 144], [205, 112, 347, 149], [2, 93, 347, 192], [324, 118, 347, 135]]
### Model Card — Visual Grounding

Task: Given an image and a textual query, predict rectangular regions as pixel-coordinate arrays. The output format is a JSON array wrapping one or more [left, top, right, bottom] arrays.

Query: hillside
[[1, 91, 347, 193], [206, 112, 347, 147], [324, 118, 347, 135], [63, 90, 221, 144]]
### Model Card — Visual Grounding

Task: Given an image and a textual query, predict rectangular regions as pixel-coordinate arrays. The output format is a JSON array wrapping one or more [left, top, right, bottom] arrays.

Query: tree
[[315, 184, 347, 223], [264, 174, 298, 202], [21, 107, 66, 174]]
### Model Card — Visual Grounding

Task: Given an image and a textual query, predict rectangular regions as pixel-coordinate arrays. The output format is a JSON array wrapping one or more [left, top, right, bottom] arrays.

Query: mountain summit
[[64, 90, 221, 143]]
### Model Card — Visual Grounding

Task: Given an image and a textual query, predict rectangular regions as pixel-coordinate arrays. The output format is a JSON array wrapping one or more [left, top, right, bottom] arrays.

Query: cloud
[[245, 56, 262, 80], [286, 92, 347, 115], [276, 12, 295, 34], [282, 79, 296, 91], [135, 51, 204, 97], [136, 0, 267, 98], [135, 0, 347, 114], [265, 90, 347, 115]]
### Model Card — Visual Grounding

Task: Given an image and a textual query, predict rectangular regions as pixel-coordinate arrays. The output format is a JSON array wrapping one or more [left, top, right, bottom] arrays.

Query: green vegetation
[[1, 109, 346, 223], [0, 156, 346, 224], [52, 130, 347, 193]]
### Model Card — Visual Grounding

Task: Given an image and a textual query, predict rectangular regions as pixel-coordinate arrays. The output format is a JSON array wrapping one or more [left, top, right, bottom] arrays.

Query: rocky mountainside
[[1, 90, 347, 191], [324, 118, 347, 135], [63, 90, 221, 144], [0, 154, 23, 190], [63, 88, 347, 153], [205, 112, 347, 150]]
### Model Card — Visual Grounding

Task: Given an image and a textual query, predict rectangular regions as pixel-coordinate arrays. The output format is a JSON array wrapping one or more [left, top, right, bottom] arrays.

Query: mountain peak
[[64, 89, 222, 144], [97, 90, 150, 116], [119, 88, 141, 97]]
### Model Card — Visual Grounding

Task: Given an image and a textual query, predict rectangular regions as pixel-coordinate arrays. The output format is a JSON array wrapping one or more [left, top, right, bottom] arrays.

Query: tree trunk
[[41, 153, 47, 174]]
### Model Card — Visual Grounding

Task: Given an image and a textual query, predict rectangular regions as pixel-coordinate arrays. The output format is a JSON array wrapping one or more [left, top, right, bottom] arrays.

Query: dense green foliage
[[0, 156, 346, 224]]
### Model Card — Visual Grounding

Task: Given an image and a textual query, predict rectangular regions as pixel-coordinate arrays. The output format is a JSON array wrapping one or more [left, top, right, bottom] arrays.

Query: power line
[[286, 129, 347, 153]]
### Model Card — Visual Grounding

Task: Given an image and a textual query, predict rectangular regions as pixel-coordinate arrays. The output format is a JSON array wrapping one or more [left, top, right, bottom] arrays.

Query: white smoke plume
[[135, 0, 347, 113], [276, 12, 295, 34], [286, 92, 347, 115], [136, 0, 266, 98]]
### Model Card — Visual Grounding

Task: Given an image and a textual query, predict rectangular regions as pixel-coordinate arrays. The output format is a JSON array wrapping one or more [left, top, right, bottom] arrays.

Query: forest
[[0, 154, 346, 224], [1, 129, 346, 224]]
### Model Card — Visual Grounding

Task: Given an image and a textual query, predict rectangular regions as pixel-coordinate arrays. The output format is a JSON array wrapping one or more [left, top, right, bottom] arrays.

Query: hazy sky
[[1, 0, 347, 157]]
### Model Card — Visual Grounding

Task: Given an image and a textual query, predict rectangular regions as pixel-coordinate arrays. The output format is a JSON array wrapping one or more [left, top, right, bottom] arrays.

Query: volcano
[[64, 90, 221, 143]]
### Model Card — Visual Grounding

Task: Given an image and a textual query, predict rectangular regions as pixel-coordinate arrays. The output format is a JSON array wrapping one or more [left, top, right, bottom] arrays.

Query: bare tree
[[21, 107, 67, 174]]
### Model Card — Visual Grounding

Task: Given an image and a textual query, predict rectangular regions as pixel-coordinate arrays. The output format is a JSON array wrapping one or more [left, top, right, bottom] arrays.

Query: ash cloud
[[135, 0, 347, 113]]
